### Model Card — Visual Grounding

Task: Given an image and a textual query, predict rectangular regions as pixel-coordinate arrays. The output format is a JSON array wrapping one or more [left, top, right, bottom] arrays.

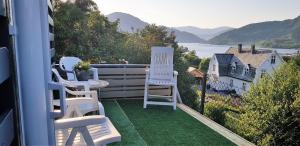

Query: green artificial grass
[[102, 100, 147, 146], [103, 99, 235, 146]]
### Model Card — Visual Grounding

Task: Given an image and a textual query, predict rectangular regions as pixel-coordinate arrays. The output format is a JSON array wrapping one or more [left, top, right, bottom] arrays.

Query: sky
[[94, 0, 300, 29]]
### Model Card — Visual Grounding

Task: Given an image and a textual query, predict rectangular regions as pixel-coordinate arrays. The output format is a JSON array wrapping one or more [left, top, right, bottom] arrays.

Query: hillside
[[106, 12, 206, 43], [107, 12, 147, 32], [210, 16, 300, 48], [176, 26, 234, 40]]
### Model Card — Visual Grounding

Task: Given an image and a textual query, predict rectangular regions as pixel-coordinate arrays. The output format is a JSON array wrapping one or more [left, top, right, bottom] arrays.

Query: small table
[[86, 80, 109, 90], [69, 80, 109, 97]]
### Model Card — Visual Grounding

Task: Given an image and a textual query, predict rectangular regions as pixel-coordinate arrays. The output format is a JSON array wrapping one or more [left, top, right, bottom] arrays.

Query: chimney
[[238, 44, 242, 53], [251, 44, 256, 54]]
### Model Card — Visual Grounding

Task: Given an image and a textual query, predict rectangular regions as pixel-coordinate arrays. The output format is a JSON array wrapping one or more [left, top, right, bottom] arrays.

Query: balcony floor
[[102, 99, 235, 146]]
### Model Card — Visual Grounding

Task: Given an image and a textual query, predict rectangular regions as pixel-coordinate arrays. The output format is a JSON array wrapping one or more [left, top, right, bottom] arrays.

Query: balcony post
[[14, 0, 52, 145]]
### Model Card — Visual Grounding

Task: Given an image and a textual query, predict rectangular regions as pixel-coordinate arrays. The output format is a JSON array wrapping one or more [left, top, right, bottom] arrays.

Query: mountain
[[107, 12, 147, 33], [210, 16, 300, 48], [106, 12, 206, 43], [175, 26, 234, 40]]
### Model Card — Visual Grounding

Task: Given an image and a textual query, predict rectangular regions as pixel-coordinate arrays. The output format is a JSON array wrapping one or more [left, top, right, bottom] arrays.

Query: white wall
[[209, 76, 250, 95], [253, 51, 284, 84], [207, 55, 219, 80]]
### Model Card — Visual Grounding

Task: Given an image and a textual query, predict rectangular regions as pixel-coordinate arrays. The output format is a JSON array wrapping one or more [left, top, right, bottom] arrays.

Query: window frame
[[242, 82, 246, 91], [271, 55, 276, 64]]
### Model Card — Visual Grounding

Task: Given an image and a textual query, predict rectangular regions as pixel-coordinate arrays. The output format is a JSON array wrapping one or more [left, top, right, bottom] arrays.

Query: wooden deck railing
[[91, 64, 172, 98]]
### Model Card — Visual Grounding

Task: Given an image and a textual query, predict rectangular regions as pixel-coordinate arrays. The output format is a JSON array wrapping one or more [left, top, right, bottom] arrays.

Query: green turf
[[103, 99, 235, 146], [102, 100, 147, 146]]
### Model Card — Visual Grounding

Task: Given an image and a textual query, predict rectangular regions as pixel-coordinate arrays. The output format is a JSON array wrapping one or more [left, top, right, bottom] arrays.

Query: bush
[[205, 101, 227, 125], [238, 63, 300, 145]]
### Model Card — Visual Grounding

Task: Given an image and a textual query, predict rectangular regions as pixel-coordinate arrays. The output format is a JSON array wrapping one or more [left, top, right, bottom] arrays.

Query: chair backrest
[[59, 57, 82, 80], [149, 47, 174, 81]]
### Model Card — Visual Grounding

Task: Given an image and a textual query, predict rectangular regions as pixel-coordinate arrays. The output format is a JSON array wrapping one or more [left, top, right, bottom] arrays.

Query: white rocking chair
[[144, 46, 178, 110], [59, 56, 99, 81]]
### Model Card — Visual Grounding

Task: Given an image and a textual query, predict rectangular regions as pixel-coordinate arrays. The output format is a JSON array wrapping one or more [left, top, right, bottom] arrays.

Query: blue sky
[[95, 0, 300, 28]]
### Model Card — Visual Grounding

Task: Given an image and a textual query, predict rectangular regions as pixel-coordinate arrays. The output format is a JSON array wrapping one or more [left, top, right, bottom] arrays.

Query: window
[[242, 83, 247, 91], [213, 64, 216, 71], [230, 79, 233, 87], [261, 69, 266, 78], [244, 64, 250, 75], [231, 62, 237, 74], [271, 55, 276, 64]]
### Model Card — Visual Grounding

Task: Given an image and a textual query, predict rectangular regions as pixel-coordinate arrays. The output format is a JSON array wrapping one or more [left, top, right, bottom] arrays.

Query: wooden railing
[[91, 64, 172, 98]]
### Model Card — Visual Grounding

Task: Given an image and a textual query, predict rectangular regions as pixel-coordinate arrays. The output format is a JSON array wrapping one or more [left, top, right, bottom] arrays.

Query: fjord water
[[179, 43, 300, 58]]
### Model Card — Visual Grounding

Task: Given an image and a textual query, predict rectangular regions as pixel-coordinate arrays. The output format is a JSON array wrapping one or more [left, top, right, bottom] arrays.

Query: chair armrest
[[55, 115, 106, 129], [61, 80, 87, 89], [145, 69, 149, 74], [65, 88, 97, 97], [89, 68, 99, 80], [173, 71, 178, 76]]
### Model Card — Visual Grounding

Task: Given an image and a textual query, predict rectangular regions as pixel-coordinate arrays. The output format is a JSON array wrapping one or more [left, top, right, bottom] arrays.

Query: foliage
[[184, 50, 201, 67], [53, 0, 124, 63], [238, 63, 300, 145], [74, 61, 90, 71], [204, 94, 241, 125], [198, 58, 210, 73]]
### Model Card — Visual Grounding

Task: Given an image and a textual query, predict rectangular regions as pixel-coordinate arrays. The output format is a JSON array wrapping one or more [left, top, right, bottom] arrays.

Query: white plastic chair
[[59, 56, 99, 81], [52, 68, 105, 115], [144, 46, 178, 110], [49, 82, 121, 146]]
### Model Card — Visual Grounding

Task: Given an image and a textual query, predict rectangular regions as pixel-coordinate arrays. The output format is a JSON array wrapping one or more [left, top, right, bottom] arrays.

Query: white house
[[207, 44, 284, 95]]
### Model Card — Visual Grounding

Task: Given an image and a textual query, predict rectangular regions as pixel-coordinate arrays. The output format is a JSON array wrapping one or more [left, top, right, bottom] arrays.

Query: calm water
[[179, 43, 300, 58]]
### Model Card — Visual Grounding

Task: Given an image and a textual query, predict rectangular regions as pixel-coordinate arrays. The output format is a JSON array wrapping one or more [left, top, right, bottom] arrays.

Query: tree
[[184, 50, 201, 67], [199, 58, 210, 73], [53, 0, 124, 63], [238, 63, 300, 145]]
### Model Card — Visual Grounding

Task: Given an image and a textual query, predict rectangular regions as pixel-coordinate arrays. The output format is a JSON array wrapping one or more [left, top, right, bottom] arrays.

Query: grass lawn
[[103, 99, 235, 146]]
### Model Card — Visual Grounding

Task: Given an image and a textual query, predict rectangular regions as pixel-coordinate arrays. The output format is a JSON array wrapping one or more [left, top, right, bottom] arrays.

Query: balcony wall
[[91, 64, 171, 98]]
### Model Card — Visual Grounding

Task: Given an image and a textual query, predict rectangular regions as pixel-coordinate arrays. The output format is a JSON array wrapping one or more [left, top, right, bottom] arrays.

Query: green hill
[[210, 16, 300, 48]]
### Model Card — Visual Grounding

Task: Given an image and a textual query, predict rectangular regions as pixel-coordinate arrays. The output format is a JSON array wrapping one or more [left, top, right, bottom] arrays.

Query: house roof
[[215, 54, 233, 65], [188, 67, 205, 78], [226, 47, 272, 68]]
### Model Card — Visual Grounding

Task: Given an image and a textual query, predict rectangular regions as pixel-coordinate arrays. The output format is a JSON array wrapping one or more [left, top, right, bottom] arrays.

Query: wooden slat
[[98, 68, 146, 75], [125, 68, 146, 74], [98, 68, 125, 75], [100, 89, 171, 98], [48, 15, 54, 26], [48, 0, 53, 11], [0, 110, 14, 145], [99, 75, 146, 79], [50, 48, 55, 57], [105, 79, 145, 87], [101, 86, 170, 91], [49, 33, 54, 41], [0, 48, 10, 84]]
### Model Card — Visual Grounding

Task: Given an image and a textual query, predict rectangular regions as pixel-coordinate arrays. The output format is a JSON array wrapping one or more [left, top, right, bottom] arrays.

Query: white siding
[[210, 76, 250, 95], [207, 55, 219, 80], [253, 51, 284, 83]]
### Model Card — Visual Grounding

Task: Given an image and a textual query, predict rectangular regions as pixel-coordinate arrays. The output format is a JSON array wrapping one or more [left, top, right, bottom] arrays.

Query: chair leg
[[173, 85, 177, 110], [143, 83, 148, 109]]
